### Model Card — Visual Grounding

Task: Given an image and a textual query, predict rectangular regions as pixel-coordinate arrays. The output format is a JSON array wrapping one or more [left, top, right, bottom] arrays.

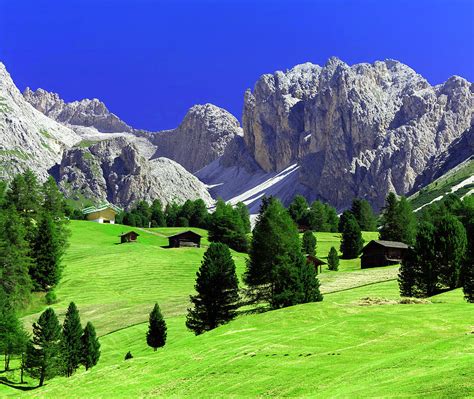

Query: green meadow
[[0, 221, 472, 398]]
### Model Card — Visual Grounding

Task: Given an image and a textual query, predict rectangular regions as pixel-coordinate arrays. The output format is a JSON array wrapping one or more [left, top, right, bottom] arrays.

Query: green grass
[[0, 149, 30, 160], [1, 222, 472, 398]]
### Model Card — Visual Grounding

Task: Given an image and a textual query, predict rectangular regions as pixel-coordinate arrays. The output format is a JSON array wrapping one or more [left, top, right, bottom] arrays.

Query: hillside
[[409, 158, 474, 211], [1, 222, 472, 397]]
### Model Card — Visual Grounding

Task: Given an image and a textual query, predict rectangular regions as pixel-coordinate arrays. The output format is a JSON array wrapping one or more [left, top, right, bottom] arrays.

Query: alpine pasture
[[1, 221, 472, 397]]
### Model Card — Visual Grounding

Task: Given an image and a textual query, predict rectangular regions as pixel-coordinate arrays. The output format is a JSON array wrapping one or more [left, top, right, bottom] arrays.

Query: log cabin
[[361, 240, 409, 268], [168, 230, 202, 248]]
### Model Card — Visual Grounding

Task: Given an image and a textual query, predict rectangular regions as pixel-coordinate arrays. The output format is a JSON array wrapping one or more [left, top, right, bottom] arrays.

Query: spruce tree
[[81, 322, 100, 370], [351, 198, 377, 231], [338, 210, 353, 233], [398, 248, 417, 297], [150, 199, 166, 227], [235, 202, 251, 234], [327, 247, 339, 271], [379, 192, 399, 241], [0, 206, 33, 307], [302, 230, 316, 256], [288, 195, 309, 226], [245, 198, 322, 308], [307, 200, 327, 231], [25, 308, 62, 386], [186, 242, 240, 335], [42, 176, 66, 219], [61, 302, 83, 377], [300, 260, 323, 303], [324, 205, 339, 233], [30, 212, 64, 290], [190, 199, 210, 229], [340, 213, 363, 259], [397, 197, 417, 245], [462, 261, 474, 303], [146, 303, 167, 350]]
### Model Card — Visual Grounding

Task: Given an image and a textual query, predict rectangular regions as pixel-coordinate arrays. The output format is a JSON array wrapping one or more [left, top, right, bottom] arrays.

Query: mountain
[[23, 87, 133, 133], [0, 63, 80, 179], [151, 103, 242, 172], [54, 136, 213, 209], [199, 58, 473, 211]]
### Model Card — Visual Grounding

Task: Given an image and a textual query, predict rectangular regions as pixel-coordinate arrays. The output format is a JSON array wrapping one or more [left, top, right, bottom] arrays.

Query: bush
[[124, 351, 133, 360], [45, 290, 57, 305]]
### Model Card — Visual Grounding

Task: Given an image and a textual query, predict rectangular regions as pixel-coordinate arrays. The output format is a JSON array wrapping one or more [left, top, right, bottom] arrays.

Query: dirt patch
[[355, 297, 431, 306]]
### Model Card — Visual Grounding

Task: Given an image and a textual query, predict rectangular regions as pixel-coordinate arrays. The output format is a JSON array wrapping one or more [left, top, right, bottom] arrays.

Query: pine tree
[[327, 247, 339, 271], [340, 213, 363, 259], [288, 195, 309, 226], [42, 176, 66, 219], [351, 198, 377, 231], [146, 303, 167, 350], [25, 308, 62, 386], [302, 230, 316, 256], [190, 199, 210, 229], [397, 197, 417, 245], [379, 192, 399, 241], [462, 261, 474, 303], [245, 198, 322, 308], [150, 199, 166, 227], [30, 212, 64, 290], [235, 202, 251, 234], [338, 210, 353, 233], [61, 302, 83, 377], [300, 260, 323, 303], [324, 205, 339, 232], [81, 322, 100, 370], [307, 200, 327, 231], [0, 206, 33, 307], [186, 243, 240, 335], [398, 248, 417, 297]]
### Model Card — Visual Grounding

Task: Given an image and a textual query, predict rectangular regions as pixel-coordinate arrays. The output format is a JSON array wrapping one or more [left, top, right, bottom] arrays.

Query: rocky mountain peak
[[23, 87, 132, 133]]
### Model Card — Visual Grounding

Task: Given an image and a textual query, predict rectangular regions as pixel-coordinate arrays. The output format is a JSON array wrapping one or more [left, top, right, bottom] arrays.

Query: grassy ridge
[[1, 222, 472, 398]]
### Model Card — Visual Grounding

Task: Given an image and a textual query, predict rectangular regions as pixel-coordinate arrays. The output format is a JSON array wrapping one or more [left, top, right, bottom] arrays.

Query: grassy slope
[[409, 159, 474, 210], [1, 222, 472, 397]]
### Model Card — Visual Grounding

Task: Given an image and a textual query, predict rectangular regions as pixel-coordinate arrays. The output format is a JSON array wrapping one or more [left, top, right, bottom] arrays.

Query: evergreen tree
[[146, 303, 167, 350], [150, 200, 166, 227], [0, 206, 33, 307], [327, 247, 339, 271], [186, 243, 240, 335], [307, 200, 327, 231], [190, 199, 210, 229], [165, 202, 180, 227], [340, 213, 363, 259], [434, 214, 467, 289], [288, 195, 309, 226], [300, 260, 323, 303], [338, 210, 352, 233], [30, 212, 64, 290], [235, 202, 251, 234], [245, 198, 322, 308], [302, 230, 316, 256], [208, 199, 248, 252], [397, 197, 417, 245], [324, 205, 339, 233], [351, 198, 377, 231], [25, 308, 62, 387], [81, 322, 100, 370], [379, 192, 399, 241], [42, 176, 66, 219], [398, 248, 417, 297], [61, 302, 83, 377], [462, 260, 474, 303]]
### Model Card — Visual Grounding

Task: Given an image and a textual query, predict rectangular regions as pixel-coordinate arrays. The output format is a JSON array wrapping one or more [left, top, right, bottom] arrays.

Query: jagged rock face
[[56, 137, 213, 209], [23, 87, 132, 133], [241, 57, 473, 209], [151, 104, 241, 172], [0, 63, 80, 180]]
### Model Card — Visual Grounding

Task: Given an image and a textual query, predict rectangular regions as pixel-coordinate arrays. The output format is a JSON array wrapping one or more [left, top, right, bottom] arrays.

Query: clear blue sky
[[1, 0, 473, 131]]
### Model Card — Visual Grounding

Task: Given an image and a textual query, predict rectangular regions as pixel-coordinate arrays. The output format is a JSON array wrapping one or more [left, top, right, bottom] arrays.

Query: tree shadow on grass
[[0, 376, 37, 391]]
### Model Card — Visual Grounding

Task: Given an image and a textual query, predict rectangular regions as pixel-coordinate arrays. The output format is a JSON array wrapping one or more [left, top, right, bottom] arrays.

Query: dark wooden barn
[[306, 255, 327, 274], [361, 240, 409, 268], [119, 231, 140, 244], [168, 230, 202, 248]]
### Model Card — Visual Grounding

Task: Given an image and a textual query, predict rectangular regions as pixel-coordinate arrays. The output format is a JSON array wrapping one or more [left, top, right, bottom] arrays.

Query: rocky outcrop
[[55, 137, 213, 209], [0, 63, 80, 180], [225, 57, 473, 210], [23, 87, 132, 133], [151, 104, 241, 172]]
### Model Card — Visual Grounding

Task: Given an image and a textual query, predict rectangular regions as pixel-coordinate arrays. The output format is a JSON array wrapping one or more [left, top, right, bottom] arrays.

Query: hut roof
[[363, 240, 409, 251], [82, 203, 122, 215], [168, 230, 202, 239], [306, 255, 327, 265], [118, 231, 140, 237]]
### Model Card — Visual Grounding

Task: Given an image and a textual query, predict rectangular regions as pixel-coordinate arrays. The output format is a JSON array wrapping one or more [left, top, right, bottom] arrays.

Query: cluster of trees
[[0, 170, 69, 308], [399, 194, 473, 302], [0, 301, 100, 387], [288, 195, 338, 232], [379, 193, 417, 245], [186, 197, 323, 335]]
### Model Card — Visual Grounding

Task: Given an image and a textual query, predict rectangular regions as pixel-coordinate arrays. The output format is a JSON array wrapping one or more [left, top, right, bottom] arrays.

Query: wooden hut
[[361, 240, 409, 268], [119, 231, 140, 244], [306, 255, 327, 274], [168, 230, 202, 248], [83, 203, 122, 224]]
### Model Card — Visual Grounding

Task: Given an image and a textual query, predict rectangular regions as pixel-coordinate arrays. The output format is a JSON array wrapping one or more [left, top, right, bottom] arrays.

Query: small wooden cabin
[[168, 230, 202, 248], [361, 240, 409, 269], [119, 231, 140, 244], [83, 204, 122, 224], [306, 255, 327, 274]]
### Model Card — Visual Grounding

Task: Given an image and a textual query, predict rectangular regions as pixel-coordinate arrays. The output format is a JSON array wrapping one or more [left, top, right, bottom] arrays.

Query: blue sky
[[1, 0, 473, 131]]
